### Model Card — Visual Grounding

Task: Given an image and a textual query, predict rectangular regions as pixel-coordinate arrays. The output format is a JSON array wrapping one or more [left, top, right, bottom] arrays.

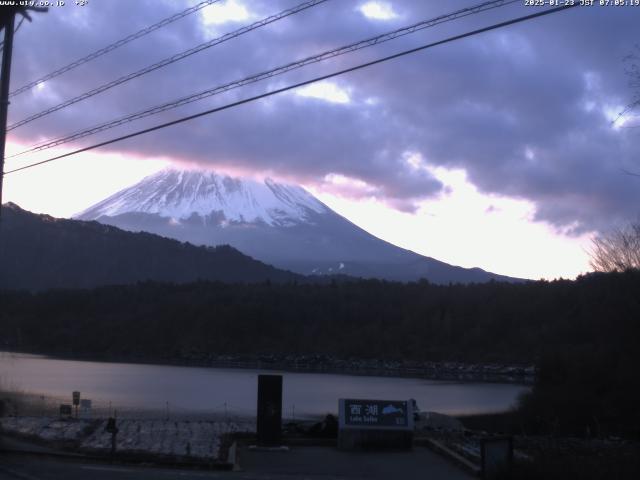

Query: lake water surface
[[0, 352, 529, 418]]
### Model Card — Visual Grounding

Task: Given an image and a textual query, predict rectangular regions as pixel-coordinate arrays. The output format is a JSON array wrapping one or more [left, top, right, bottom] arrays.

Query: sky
[[2, 0, 639, 280]]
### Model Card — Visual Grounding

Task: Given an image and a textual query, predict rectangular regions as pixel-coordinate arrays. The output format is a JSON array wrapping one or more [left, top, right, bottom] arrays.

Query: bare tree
[[625, 45, 640, 112], [589, 221, 640, 272], [617, 44, 640, 123]]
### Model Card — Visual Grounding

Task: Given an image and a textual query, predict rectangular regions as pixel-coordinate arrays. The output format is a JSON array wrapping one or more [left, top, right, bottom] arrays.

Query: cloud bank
[[6, 0, 640, 233]]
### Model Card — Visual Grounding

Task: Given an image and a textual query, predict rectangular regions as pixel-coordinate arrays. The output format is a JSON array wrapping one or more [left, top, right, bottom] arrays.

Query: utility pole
[[0, 6, 47, 219], [0, 9, 16, 220]]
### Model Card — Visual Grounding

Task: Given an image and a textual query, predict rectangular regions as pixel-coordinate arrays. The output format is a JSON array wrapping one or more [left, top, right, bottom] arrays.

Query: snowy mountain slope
[[77, 169, 327, 227], [76, 169, 519, 284]]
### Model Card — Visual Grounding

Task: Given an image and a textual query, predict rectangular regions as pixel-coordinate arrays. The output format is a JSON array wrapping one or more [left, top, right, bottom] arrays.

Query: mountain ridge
[[0, 202, 303, 291], [76, 168, 521, 284]]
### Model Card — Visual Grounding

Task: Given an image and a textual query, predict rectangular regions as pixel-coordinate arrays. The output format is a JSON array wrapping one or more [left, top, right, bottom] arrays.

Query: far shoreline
[[0, 349, 534, 385]]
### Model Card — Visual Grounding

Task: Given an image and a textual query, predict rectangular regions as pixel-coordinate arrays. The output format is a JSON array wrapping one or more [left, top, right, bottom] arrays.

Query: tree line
[[1, 270, 639, 436]]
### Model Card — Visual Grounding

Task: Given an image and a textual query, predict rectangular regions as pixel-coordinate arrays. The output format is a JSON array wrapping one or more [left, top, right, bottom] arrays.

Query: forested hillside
[[2, 271, 638, 364], [0, 203, 301, 290], [2, 271, 639, 436]]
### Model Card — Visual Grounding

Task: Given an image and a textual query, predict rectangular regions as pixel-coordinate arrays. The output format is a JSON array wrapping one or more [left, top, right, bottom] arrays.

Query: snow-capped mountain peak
[[76, 169, 328, 227], [76, 167, 517, 284]]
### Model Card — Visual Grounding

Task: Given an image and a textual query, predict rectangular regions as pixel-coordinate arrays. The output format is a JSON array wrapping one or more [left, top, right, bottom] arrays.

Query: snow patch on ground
[[0, 416, 254, 461]]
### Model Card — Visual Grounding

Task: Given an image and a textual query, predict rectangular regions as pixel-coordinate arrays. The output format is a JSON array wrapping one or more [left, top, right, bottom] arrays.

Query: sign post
[[72, 391, 80, 418], [79, 399, 92, 419], [338, 398, 414, 450], [105, 417, 119, 456]]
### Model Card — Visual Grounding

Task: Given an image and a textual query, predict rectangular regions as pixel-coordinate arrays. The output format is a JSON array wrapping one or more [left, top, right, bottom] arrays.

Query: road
[[0, 446, 474, 480], [0, 454, 231, 480]]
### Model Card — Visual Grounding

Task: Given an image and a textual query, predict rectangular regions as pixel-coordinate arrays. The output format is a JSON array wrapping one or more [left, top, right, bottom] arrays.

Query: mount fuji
[[76, 169, 517, 284]]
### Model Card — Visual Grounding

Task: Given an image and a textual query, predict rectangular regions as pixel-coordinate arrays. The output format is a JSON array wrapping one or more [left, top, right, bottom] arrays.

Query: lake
[[0, 352, 529, 419]]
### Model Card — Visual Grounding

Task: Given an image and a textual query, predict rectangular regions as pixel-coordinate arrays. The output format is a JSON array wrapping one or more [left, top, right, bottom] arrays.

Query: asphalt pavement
[[239, 445, 474, 479], [0, 446, 474, 480]]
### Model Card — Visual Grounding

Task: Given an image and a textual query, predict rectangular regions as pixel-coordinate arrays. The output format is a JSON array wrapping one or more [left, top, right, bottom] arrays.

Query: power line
[[4, 3, 578, 176], [9, 0, 517, 159], [9, 0, 222, 98], [7, 0, 330, 131]]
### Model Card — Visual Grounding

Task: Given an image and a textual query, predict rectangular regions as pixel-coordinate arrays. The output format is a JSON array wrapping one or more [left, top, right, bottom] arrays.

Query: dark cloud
[[6, 0, 640, 232]]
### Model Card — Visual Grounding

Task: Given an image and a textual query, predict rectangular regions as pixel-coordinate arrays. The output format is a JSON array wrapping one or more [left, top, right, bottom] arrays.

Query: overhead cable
[[7, 0, 330, 131], [4, 4, 578, 176], [9, 0, 222, 98], [9, 0, 516, 158]]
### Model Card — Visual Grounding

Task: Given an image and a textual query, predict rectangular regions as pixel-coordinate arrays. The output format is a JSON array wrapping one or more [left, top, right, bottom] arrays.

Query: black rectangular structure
[[256, 374, 283, 446]]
